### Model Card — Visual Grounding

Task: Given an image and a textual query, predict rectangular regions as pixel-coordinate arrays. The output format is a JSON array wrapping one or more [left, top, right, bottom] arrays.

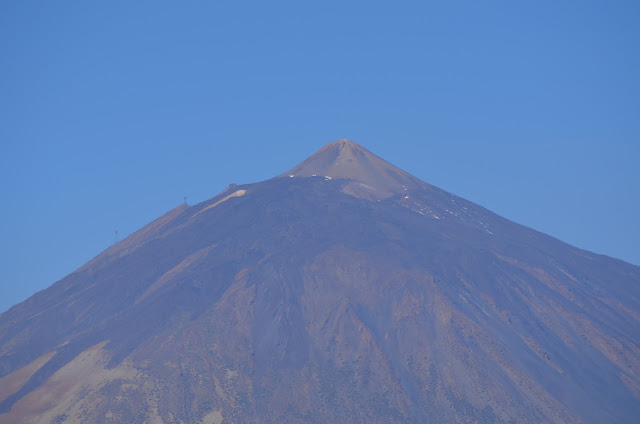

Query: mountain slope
[[1, 140, 639, 423]]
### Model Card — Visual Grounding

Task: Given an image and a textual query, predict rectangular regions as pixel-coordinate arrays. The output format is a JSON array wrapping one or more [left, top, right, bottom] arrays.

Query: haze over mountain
[[1, 140, 639, 423]]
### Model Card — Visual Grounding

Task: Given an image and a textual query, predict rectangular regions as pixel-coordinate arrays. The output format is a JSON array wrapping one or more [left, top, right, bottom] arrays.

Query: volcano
[[1, 140, 639, 423]]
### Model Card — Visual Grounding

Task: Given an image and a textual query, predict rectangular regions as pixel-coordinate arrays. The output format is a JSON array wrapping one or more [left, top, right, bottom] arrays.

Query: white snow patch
[[356, 182, 376, 190]]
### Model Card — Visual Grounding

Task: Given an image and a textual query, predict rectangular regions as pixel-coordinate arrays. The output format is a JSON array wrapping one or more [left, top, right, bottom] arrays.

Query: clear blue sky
[[1, 1, 639, 313]]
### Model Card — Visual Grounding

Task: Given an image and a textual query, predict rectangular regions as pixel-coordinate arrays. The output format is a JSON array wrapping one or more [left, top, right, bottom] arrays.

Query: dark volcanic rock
[[1, 140, 639, 423]]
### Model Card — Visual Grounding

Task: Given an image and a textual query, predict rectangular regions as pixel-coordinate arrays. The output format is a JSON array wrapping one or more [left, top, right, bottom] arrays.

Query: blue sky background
[[1, 1, 638, 313]]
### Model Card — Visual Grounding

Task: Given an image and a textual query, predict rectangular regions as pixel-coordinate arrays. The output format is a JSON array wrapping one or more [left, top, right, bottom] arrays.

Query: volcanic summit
[[1, 140, 639, 423]]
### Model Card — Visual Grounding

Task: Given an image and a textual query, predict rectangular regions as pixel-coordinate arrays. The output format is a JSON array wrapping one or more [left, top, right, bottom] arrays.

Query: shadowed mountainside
[[1, 140, 639, 423]]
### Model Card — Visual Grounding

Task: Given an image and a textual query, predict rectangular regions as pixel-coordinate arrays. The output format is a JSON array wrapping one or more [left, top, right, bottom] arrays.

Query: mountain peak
[[329, 137, 357, 146], [281, 139, 427, 200], [2, 139, 639, 423]]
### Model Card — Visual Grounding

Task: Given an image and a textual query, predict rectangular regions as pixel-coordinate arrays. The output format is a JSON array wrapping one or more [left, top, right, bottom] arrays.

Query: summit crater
[[281, 139, 428, 200]]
